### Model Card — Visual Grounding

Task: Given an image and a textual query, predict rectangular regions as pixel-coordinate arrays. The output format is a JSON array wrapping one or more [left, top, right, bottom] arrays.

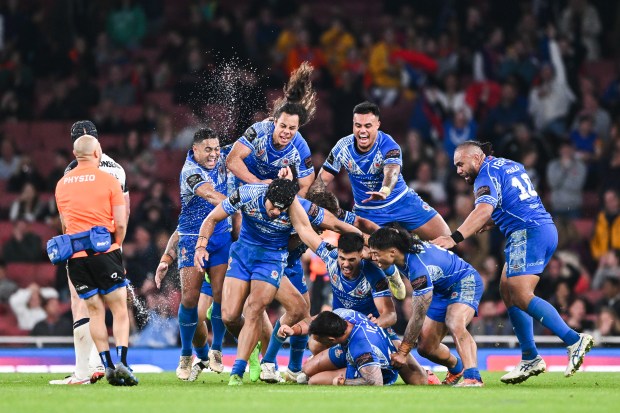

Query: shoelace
[[519, 359, 540, 372]]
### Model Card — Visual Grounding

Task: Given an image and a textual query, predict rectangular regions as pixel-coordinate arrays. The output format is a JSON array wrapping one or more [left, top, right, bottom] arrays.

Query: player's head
[[192, 127, 220, 169], [454, 140, 493, 185], [352, 101, 381, 152], [308, 311, 349, 345], [271, 62, 316, 148], [306, 190, 340, 215], [368, 224, 422, 268], [265, 178, 298, 218], [70, 120, 98, 142], [337, 232, 365, 279]]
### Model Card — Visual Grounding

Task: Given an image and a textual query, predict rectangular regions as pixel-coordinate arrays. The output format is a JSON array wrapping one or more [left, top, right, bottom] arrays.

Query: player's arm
[[370, 296, 397, 329], [318, 208, 362, 236], [58, 213, 66, 234], [431, 203, 494, 249], [156, 230, 179, 289], [226, 141, 268, 184], [195, 181, 227, 206], [363, 164, 400, 203], [289, 199, 325, 253], [278, 315, 314, 338], [354, 215, 380, 234], [123, 192, 130, 223], [297, 171, 315, 197], [309, 167, 336, 193], [194, 204, 230, 267], [112, 204, 127, 245], [337, 364, 383, 386], [392, 290, 432, 368]]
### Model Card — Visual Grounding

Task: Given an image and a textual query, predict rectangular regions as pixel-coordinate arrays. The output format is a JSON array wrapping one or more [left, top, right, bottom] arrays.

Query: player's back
[[475, 157, 553, 237], [65, 153, 127, 191]]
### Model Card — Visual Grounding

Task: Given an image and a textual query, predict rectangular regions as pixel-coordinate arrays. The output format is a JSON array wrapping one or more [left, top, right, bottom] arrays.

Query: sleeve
[[322, 143, 342, 175], [237, 123, 260, 151], [337, 209, 356, 225], [348, 335, 379, 372], [364, 262, 391, 298], [183, 166, 211, 194], [380, 135, 403, 167], [408, 259, 433, 296], [316, 241, 338, 266], [221, 184, 261, 215], [473, 167, 499, 208], [110, 176, 126, 206], [63, 160, 77, 175], [299, 198, 325, 226], [295, 136, 314, 179]]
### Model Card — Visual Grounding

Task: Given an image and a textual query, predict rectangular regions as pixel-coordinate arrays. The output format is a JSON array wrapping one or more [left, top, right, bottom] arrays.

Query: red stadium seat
[[33, 263, 57, 287], [6, 263, 38, 288], [0, 220, 13, 244], [573, 218, 595, 241]]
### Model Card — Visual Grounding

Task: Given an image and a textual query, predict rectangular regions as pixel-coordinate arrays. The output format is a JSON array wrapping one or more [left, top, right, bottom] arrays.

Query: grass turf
[[1, 372, 618, 413]]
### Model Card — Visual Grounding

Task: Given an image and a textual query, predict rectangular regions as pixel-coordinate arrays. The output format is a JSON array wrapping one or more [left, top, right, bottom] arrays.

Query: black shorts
[[67, 250, 128, 299]]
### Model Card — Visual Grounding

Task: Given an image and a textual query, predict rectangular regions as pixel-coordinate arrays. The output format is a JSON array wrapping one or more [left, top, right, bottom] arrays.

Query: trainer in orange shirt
[[55, 135, 137, 386]]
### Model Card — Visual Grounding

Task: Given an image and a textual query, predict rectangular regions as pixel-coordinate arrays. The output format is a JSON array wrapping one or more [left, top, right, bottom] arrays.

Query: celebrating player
[[432, 141, 594, 383]]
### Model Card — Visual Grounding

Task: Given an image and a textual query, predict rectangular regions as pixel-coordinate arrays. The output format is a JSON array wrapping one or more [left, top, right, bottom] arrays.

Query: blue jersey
[[221, 184, 324, 250], [178, 150, 230, 235], [323, 132, 409, 209], [474, 157, 554, 237], [332, 308, 396, 377], [399, 242, 476, 297], [316, 242, 391, 317], [237, 121, 314, 181]]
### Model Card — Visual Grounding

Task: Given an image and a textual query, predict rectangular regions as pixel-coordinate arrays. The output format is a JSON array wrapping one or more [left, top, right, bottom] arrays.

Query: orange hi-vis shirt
[[55, 163, 125, 258]]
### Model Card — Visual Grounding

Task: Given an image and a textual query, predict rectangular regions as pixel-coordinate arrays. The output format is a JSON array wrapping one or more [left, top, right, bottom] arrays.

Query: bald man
[[55, 135, 138, 386], [432, 140, 593, 384]]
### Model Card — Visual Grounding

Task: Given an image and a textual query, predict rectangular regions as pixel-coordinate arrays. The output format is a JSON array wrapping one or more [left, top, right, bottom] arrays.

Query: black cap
[[266, 179, 298, 209], [70, 120, 98, 142]]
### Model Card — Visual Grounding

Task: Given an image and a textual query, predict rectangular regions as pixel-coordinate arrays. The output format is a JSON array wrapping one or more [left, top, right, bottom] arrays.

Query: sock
[[448, 355, 463, 375], [116, 346, 128, 366], [99, 351, 114, 369], [211, 302, 225, 352], [261, 320, 284, 364], [288, 334, 308, 372], [463, 367, 482, 381], [178, 304, 199, 357], [526, 297, 580, 345], [507, 306, 539, 360], [195, 344, 209, 361], [231, 359, 248, 377], [73, 318, 93, 379]]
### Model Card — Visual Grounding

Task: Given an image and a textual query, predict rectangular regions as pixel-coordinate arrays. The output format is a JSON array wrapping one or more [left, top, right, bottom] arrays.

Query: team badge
[[451, 292, 458, 299], [257, 149, 265, 157], [282, 158, 290, 165], [271, 270, 279, 280], [334, 348, 343, 358]]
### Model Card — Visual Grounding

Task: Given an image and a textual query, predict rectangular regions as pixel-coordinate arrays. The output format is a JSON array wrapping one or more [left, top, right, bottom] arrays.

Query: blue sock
[[231, 359, 247, 377], [526, 297, 580, 345], [178, 304, 198, 357], [211, 302, 225, 352], [288, 334, 308, 372], [507, 306, 539, 360], [463, 368, 481, 381], [448, 355, 463, 375], [195, 343, 209, 361], [99, 351, 114, 369], [262, 320, 284, 364]]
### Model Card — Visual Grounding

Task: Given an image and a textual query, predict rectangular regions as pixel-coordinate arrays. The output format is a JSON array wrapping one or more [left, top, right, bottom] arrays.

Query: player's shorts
[[200, 280, 212, 297], [283, 259, 308, 294], [178, 232, 232, 270], [225, 240, 288, 288], [426, 272, 483, 323], [345, 364, 399, 385], [505, 224, 558, 277], [68, 250, 129, 299], [353, 188, 437, 231]]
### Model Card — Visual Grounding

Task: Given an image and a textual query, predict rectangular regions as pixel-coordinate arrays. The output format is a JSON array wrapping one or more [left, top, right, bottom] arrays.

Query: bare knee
[[416, 338, 435, 359]]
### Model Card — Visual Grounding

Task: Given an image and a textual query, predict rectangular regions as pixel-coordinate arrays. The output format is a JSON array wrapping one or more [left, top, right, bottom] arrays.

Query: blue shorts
[[226, 241, 288, 288], [353, 189, 437, 231], [426, 272, 484, 323], [345, 364, 398, 385], [200, 280, 212, 296], [283, 260, 308, 294], [505, 224, 558, 277], [178, 232, 232, 270]]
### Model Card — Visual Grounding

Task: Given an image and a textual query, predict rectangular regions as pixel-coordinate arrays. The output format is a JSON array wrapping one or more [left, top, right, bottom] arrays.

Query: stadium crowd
[[0, 0, 619, 349]]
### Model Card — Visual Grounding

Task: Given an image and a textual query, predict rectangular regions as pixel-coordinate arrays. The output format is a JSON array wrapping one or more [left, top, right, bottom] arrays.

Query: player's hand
[[155, 262, 168, 289], [332, 375, 345, 386], [194, 247, 209, 269], [431, 235, 456, 249], [278, 324, 294, 338], [390, 352, 407, 368], [361, 191, 387, 203], [278, 166, 294, 180], [367, 313, 378, 324]]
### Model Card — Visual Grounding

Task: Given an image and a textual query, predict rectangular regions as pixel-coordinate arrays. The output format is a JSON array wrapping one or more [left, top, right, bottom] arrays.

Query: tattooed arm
[[155, 230, 179, 289], [390, 290, 433, 368], [309, 168, 335, 194], [362, 164, 401, 203], [340, 364, 384, 386]]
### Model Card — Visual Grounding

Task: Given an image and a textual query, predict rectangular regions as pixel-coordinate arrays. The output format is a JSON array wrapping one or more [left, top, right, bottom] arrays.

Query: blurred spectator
[[9, 182, 48, 222], [121, 129, 146, 162], [549, 280, 573, 317], [106, 0, 147, 49], [595, 307, 620, 338], [572, 93, 611, 143], [150, 113, 176, 150], [570, 114, 600, 163], [92, 98, 128, 134], [46, 149, 70, 191], [591, 189, 620, 261], [408, 160, 447, 205], [2, 220, 45, 263], [0, 261, 18, 303], [137, 180, 175, 230], [565, 297, 595, 333], [30, 296, 72, 339], [0, 139, 22, 180], [546, 140, 587, 218], [498, 123, 551, 166], [368, 29, 401, 106], [133, 102, 160, 134], [330, 70, 365, 141], [537, 255, 581, 301], [559, 0, 602, 61], [284, 29, 326, 82], [596, 276, 620, 315], [592, 250, 620, 290], [482, 80, 529, 145], [133, 293, 179, 348], [320, 18, 355, 84], [102, 64, 136, 107], [124, 226, 158, 289], [66, 70, 100, 115], [7, 155, 45, 193], [425, 73, 468, 120], [9, 283, 59, 331], [521, 149, 540, 190], [41, 81, 78, 120], [442, 108, 477, 160]]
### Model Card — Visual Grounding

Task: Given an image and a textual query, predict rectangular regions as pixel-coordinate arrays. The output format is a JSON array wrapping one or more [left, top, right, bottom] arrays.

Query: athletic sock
[[261, 320, 284, 364], [463, 368, 482, 381], [195, 343, 210, 361], [116, 346, 128, 367], [178, 304, 198, 357], [231, 359, 247, 377], [526, 297, 580, 345], [99, 351, 114, 369], [73, 318, 92, 379], [448, 355, 463, 375], [211, 302, 224, 352], [288, 334, 308, 372], [507, 306, 539, 360]]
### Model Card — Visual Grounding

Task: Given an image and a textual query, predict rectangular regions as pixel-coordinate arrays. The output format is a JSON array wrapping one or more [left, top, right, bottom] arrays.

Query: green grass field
[[1, 372, 618, 413]]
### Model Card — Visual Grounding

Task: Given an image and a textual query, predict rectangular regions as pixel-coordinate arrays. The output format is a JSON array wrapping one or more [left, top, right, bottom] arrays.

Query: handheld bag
[[46, 235, 74, 265], [89, 226, 111, 253]]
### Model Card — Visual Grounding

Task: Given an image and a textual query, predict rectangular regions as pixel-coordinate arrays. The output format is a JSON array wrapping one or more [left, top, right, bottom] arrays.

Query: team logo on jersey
[[451, 292, 458, 299], [334, 348, 343, 358], [475, 186, 491, 199], [180, 247, 188, 263], [304, 156, 313, 168], [282, 158, 289, 165], [385, 149, 400, 159], [422, 202, 431, 211], [244, 126, 258, 142], [374, 162, 381, 168], [348, 160, 352, 169], [257, 149, 265, 157], [271, 270, 279, 280]]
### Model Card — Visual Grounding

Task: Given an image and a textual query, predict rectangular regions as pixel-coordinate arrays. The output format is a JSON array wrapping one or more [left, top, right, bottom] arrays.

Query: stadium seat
[[573, 218, 595, 240], [33, 263, 57, 287], [0, 220, 13, 244], [30, 122, 71, 151], [0, 312, 28, 336], [6, 263, 39, 288], [29, 222, 59, 247]]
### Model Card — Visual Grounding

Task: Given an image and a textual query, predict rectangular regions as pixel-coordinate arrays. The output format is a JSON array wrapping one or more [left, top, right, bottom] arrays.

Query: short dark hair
[[308, 311, 347, 337], [353, 101, 380, 119], [306, 190, 339, 215], [456, 140, 494, 156], [193, 127, 218, 144], [338, 232, 364, 253], [266, 179, 298, 209], [70, 120, 98, 142], [368, 224, 422, 254]]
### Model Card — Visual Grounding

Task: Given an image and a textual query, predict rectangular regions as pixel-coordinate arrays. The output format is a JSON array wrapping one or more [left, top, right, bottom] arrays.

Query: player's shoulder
[[63, 160, 78, 175], [291, 132, 309, 149], [377, 130, 397, 145], [244, 120, 272, 142], [100, 153, 124, 171], [333, 135, 355, 151]]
